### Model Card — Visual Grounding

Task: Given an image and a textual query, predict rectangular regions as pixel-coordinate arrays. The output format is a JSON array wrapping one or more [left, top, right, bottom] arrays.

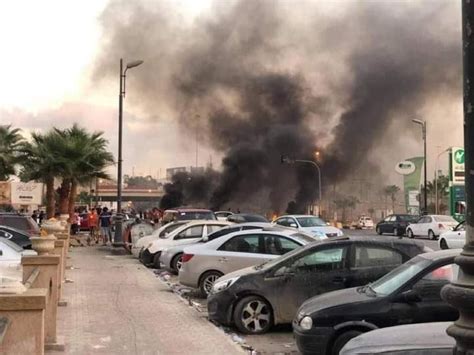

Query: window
[[219, 235, 262, 253], [275, 218, 290, 227], [388, 216, 396, 222], [354, 246, 403, 268], [4, 217, 30, 231], [264, 235, 300, 255], [296, 217, 327, 227], [412, 263, 458, 300], [289, 246, 348, 272], [176, 225, 203, 239], [207, 227, 237, 241], [425, 217, 432, 223], [207, 224, 226, 234]]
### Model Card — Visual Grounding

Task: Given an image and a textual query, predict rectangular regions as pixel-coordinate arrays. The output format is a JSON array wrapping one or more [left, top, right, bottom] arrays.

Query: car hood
[[300, 226, 343, 236], [298, 287, 368, 317]]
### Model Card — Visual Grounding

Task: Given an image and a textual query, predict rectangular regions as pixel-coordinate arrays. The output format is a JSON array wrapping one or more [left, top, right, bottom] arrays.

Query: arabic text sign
[[11, 182, 44, 205]]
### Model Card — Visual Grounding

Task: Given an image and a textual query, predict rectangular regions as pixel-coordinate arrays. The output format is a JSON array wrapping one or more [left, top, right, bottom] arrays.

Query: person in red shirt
[[87, 208, 99, 245]]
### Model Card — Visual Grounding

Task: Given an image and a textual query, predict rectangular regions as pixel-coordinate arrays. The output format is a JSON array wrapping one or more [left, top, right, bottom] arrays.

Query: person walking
[[99, 207, 112, 246], [88, 208, 99, 245]]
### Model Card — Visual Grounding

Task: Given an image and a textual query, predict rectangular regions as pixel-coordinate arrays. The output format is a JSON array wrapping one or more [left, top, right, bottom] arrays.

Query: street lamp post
[[281, 156, 322, 216], [412, 118, 427, 214], [441, 2, 474, 352], [434, 148, 449, 214], [114, 58, 143, 247]]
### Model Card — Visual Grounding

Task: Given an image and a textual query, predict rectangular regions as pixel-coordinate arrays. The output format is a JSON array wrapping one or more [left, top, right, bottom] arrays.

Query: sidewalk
[[49, 245, 244, 355]]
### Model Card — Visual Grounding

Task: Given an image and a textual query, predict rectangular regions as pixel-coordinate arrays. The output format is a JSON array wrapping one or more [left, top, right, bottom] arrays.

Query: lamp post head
[[126, 60, 144, 69], [411, 118, 425, 126]]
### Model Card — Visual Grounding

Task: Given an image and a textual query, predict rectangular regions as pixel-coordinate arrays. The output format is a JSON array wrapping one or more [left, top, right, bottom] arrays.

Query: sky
[[0, 0, 464, 185]]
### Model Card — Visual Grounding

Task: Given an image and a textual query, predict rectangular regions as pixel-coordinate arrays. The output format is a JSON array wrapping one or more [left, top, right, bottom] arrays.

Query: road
[[154, 228, 441, 355]]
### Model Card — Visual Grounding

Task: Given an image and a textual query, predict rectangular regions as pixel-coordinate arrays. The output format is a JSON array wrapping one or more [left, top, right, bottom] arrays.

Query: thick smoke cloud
[[94, 0, 461, 213]]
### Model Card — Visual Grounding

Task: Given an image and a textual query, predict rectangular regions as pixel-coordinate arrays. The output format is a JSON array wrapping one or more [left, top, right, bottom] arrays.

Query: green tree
[[383, 185, 400, 212], [0, 125, 24, 180]]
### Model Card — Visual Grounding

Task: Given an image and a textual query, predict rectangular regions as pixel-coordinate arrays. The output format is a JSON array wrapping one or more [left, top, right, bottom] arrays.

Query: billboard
[[10, 182, 44, 205], [396, 157, 424, 215], [0, 182, 11, 205], [450, 147, 465, 185]]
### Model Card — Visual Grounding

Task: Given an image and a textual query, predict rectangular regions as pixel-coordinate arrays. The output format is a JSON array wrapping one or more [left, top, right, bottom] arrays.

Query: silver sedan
[[178, 228, 319, 296]]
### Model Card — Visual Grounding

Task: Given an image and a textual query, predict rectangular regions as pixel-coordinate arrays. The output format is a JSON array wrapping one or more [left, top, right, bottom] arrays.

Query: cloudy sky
[[0, 0, 464, 186]]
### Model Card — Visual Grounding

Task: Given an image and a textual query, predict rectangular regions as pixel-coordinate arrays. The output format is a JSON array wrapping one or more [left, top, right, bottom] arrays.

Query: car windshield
[[178, 212, 216, 220], [369, 256, 431, 296], [435, 216, 457, 223], [296, 217, 327, 227]]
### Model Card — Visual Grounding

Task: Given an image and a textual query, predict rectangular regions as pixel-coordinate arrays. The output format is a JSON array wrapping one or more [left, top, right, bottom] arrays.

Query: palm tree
[[19, 131, 66, 218], [0, 125, 24, 181], [383, 185, 400, 212]]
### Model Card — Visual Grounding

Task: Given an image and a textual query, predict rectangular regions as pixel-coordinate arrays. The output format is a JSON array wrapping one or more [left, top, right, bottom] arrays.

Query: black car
[[293, 249, 459, 355], [0, 225, 32, 249], [207, 236, 429, 334], [0, 212, 40, 236], [376, 214, 419, 236]]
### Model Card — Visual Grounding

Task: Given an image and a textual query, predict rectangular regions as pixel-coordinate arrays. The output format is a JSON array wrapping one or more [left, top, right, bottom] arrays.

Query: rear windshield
[[0, 216, 39, 234], [177, 211, 216, 220]]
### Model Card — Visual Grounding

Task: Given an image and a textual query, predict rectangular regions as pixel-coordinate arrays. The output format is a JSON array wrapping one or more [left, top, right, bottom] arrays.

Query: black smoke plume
[[94, 0, 461, 213]]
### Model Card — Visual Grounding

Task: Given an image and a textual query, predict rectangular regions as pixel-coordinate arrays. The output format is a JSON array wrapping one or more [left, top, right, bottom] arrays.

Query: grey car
[[160, 222, 272, 273], [179, 228, 320, 296]]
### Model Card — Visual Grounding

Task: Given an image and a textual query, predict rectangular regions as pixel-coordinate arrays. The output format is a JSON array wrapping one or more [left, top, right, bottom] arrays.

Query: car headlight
[[300, 316, 313, 330], [212, 276, 240, 294]]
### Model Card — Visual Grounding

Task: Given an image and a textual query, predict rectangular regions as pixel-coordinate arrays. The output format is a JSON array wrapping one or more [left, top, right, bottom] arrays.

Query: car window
[[383, 216, 391, 222], [207, 224, 226, 234], [455, 222, 465, 231], [264, 235, 300, 255], [296, 217, 327, 227], [207, 227, 239, 241], [176, 225, 204, 239], [219, 234, 262, 253], [388, 216, 395, 222], [288, 246, 349, 272], [4, 217, 30, 231], [412, 263, 458, 300], [425, 217, 432, 223], [275, 218, 289, 227], [417, 217, 426, 223], [354, 246, 403, 268], [159, 223, 185, 238]]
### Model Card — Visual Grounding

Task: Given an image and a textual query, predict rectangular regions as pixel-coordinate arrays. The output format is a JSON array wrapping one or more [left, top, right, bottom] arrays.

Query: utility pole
[[441, 1, 474, 352]]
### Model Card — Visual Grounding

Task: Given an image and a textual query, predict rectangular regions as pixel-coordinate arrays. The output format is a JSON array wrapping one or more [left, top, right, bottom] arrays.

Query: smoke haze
[[93, 0, 461, 212]]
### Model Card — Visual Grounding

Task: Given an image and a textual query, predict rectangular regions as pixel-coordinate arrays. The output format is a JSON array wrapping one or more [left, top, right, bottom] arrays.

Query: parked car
[[160, 222, 272, 273], [131, 221, 189, 258], [357, 216, 374, 229], [179, 228, 323, 296], [124, 220, 155, 252], [140, 221, 233, 267], [0, 213, 40, 237], [161, 208, 216, 224], [0, 238, 37, 268], [406, 215, 458, 240], [376, 214, 419, 236], [293, 249, 460, 355], [215, 211, 234, 221], [341, 322, 453, 355], [227, 214, 269, 223], [439, 221, 465, 250], [207, 236, 428, 334], [0, 225, 32, 249], [273, 215, 343, 238]]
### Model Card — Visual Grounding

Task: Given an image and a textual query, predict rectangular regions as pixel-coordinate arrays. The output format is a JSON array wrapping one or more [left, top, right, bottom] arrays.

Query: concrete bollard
[[22, 255, 63, 350]]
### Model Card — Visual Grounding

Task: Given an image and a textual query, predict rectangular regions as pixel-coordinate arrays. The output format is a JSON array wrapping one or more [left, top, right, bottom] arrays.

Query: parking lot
[[149, 229, 442, 355]]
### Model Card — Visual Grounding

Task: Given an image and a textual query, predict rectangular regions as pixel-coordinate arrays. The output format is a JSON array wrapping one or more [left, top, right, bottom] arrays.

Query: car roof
[[164, 208, 213, 213], [202, 228, 313, 246], [277, 215, 321, 218], [174, 220, 232, 226], [418, 248, 462, 261]]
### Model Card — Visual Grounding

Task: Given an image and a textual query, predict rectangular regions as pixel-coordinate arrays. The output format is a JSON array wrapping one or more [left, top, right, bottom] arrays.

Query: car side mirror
[[289, 223, 298, 228], [396, 289, 421, 303]]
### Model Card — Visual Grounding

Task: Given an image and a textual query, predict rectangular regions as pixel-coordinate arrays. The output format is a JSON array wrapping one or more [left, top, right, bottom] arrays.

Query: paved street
[[48, 245, 244, 355]]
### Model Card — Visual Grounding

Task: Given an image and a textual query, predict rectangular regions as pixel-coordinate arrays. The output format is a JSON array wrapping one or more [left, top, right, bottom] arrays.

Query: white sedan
[[0, 239, 37, 278], [406, 215, 459, 240], [439, 221, 465, 249], [272, 215, 342, 238]]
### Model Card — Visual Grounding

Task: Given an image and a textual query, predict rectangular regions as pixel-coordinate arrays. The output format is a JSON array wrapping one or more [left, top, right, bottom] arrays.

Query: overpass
[[95, 187, 164, 202]]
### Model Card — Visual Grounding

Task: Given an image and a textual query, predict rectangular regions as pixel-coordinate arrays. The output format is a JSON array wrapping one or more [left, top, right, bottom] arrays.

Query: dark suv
[[376, 214, 419, 236], [0, 213, 40, 236]]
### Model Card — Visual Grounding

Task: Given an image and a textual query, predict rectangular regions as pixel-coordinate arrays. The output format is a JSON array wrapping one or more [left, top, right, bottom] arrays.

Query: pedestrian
[[99, 207, 112, 245], [31, 210, 39, 224], [70, 210, 79, 235], [88, 208, 99, 245], [38, 210, 45, 226]]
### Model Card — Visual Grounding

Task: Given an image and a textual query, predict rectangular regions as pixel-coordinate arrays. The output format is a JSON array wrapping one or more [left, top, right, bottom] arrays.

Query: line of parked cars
[[130, 209, 466, 353]]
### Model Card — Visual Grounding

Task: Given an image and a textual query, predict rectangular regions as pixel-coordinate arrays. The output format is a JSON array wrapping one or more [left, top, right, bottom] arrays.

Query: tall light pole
[[412, 118, 427, 214], [435, 147, 449, 214], [281, 156, 322, 216], [442, 2, 474, 352], [114, 58, 143, 247]]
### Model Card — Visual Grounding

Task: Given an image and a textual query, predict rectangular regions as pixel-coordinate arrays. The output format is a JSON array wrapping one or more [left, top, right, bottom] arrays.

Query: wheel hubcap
[[203, 274, 220, 294], [176, 257, 183, 270], [241, 300, 270, 332]]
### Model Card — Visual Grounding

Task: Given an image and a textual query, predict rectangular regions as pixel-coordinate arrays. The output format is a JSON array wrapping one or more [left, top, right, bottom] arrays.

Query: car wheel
[[376, 226, 382, 235], [332, 330, 363, 355], [428, 229, 436, 240], [199, 271, 223, 297], [407, 229, 415, 239], [233, 296, 273, 334], [152, 252, 162, 269], [440, 238, 449, 250], [171, 253, 183, 273]]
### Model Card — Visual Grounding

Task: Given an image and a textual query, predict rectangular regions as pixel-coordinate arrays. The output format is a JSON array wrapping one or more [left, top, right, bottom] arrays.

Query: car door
[[451, 222, 466, 248], [390, 262, 459, 325], [216, 234, 273, 274], [173, 224, 205, 245], [420, 216, 432, 237], [379, 216, 391, 233], [411, 217, 425, 236], [350, 243, 405, 286], [268, 243, 350, 323]]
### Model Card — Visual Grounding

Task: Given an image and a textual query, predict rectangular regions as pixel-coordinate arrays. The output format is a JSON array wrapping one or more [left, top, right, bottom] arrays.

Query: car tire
[[428, 229, 436, 240], [233, 295, 273, 334], [332, 330, 363, 355], [199, 271, 223, 297], [152, 252, 162, 269], [171, 253, 183, 273], [440, 238, 449, 250], [376, 226, 382, 235], [407, 229, 415, 239]]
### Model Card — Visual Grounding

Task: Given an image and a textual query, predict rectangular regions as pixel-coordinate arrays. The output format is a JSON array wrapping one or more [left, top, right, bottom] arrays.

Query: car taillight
[[181, 254, 194, 263], [438, 224, 445, 229]]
